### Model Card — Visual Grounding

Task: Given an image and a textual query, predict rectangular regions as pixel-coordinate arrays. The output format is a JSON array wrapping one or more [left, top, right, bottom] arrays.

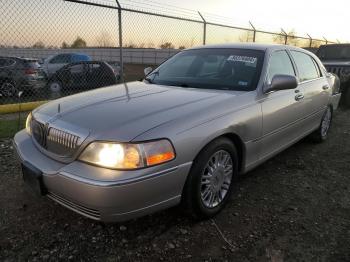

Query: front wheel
[[310, 106, 333, 143], [182, 137, 238, 220]]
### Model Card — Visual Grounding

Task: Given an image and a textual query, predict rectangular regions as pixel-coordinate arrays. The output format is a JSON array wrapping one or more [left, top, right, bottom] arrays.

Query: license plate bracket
[[22, 162, 47, 196]]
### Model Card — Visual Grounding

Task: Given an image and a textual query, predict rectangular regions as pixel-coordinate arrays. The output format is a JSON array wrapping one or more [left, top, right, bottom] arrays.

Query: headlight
[[25, 113, 32, 134], [79, 139, 175, 170]]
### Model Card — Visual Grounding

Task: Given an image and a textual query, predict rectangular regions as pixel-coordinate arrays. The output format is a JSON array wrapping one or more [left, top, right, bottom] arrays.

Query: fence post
[[115, 0, 124, 82], [323, 37, 328, 45], [307, 34, 312, 48], [198, 12, 206, 45], [249, 21, 256, 42], [281, 28, 288, 45]]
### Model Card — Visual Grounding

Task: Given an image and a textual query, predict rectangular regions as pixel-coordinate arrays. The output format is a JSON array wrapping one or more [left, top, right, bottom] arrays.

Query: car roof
[[319, 43, 350, 48], [186, 43, 306, 52], [0, 56, 38, 62]]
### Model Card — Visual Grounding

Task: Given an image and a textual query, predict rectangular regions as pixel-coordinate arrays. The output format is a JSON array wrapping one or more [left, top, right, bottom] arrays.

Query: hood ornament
[[58, 103, 61, 114]]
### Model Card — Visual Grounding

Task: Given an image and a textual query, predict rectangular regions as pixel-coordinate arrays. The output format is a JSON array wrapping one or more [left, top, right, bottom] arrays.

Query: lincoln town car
[[14, 44, 341, 222]]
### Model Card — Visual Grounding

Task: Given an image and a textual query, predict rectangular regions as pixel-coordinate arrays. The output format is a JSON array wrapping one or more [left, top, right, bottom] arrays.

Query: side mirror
[[264, 74, 298, 93], [144, 67, 153, 76]]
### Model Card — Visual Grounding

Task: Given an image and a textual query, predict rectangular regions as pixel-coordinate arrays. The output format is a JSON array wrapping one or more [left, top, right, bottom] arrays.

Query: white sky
[[165, 0, 348, 42]]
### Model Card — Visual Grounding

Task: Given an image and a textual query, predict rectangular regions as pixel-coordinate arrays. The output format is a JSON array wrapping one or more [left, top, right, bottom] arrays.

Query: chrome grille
[[31, 119, 81, 157], [47, 127, 80, 149]]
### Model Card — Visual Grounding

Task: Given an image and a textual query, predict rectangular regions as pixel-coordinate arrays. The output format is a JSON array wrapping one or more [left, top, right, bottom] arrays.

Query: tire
[[310, 106, 333, 143], [49, 81, 62, 93], [182, 137, 239, 220], [0, 79, 17, 97]]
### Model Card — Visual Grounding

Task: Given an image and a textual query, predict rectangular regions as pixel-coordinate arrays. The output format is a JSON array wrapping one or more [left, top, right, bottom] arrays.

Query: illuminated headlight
[[79, 139, 175, 170], [25, 112, 32, 134]]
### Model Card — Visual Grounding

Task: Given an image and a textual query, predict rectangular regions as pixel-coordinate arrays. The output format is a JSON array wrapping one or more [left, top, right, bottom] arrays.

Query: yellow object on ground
[[0, 101, 47, 114]]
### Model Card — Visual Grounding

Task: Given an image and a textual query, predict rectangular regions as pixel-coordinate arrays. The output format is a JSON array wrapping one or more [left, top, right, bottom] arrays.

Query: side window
[[0, 59, 15, 67], [291, 51, 320, 82], [312, 59, 322, 77], [69, 64, 85, 74], [0, 58, 6, 67], [267, 51, 295, 84]]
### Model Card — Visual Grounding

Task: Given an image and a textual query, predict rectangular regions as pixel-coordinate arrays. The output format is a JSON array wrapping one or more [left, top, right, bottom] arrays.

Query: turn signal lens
[[25, 113, 32, 134], [79, 139, 175, 170], [143, 140, 175, 166]]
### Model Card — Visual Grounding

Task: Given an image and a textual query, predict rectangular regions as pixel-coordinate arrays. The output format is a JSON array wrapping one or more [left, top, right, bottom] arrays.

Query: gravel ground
[[0, 110, 349, 262]]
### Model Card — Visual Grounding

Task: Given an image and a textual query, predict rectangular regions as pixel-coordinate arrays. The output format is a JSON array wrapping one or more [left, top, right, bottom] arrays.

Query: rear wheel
[[49, 80, 62, 93], [310, 106, 332, 143], [0, 80, 17, 97], [182, 138, 238, 220]]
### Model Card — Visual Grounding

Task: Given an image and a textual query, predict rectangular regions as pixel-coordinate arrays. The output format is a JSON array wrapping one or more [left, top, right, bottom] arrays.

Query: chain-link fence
[[0, 0, 340, 107]]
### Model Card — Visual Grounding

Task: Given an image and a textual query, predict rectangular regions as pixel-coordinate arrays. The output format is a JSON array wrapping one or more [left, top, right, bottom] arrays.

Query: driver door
[[260, 50, 306, 159]]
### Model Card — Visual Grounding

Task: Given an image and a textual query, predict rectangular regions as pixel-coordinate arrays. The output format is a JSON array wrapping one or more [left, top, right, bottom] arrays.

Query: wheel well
[[220, 133, 245, 173], [194, 133, 245, 174]]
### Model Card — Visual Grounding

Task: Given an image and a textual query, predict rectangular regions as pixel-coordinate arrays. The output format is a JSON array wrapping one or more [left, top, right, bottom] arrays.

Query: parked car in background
[[14, 44, 340, 222], [48, 61, 117, 92], [42, 53, 91, 77], [0, 57, 46, 97], [107, 61, 122, 80], [317, 44, 350, 106]]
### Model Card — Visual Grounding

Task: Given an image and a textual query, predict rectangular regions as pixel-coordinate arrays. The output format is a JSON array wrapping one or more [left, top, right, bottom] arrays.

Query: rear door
[[260, 49, 306, 158], [290, 51, 330, 128]]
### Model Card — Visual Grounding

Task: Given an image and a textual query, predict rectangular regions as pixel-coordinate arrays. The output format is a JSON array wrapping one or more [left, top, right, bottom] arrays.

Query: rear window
[[24, 60, 41, 69]]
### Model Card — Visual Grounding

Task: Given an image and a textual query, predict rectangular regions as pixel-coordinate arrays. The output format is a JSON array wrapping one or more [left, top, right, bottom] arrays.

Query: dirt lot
[[0, 109, 349, 262]]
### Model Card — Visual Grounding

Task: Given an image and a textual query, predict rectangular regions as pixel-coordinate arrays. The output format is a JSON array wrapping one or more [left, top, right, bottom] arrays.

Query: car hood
[[33, 82, 245, 142], [322, 60, 350, 66]]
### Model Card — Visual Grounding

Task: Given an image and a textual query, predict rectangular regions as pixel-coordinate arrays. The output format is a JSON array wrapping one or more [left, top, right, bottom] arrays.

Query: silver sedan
[[14, 44, 341, 222]]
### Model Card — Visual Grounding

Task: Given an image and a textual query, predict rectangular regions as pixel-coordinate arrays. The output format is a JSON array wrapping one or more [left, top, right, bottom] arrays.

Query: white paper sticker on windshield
[[227, 55, 257, 64]]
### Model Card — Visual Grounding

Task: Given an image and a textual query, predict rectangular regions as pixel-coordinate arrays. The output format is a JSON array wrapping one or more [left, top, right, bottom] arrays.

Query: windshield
[[145, 48, 265, 91], [317, 45, 350, 60]]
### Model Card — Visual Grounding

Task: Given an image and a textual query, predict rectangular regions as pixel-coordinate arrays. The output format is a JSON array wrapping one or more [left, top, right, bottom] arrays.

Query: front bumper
[[13, 130, 191, 222]]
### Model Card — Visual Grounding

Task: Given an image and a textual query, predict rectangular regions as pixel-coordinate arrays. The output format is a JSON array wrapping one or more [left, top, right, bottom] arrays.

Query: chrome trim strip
[[112, 195, 181, 217], [58, 162, 192, 187]]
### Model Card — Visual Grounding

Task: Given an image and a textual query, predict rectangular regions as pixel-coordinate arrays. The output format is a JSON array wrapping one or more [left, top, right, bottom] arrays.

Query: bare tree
[[61, 42, 69, 49], [96, 31, 113, 47], [238, 31, 254, 42], [71, 36, 87, 48], [32, 41, 45, 48], [273, 29, 299, 45], [178, 45, 186, 50], [160, 42, 174, 49]]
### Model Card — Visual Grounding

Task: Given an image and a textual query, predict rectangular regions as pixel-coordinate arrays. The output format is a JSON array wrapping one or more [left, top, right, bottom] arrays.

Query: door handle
[[322, 85, 329, 90], [295, 93, 304, 101]]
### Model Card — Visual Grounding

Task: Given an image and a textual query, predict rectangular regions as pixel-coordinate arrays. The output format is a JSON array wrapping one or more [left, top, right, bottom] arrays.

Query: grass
[[0, 118, 25, 138]]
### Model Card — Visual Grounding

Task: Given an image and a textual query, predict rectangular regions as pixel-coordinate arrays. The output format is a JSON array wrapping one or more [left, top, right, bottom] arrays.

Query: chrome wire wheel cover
[[200, 150, 233, 208], [321, 108, 331, 137]]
